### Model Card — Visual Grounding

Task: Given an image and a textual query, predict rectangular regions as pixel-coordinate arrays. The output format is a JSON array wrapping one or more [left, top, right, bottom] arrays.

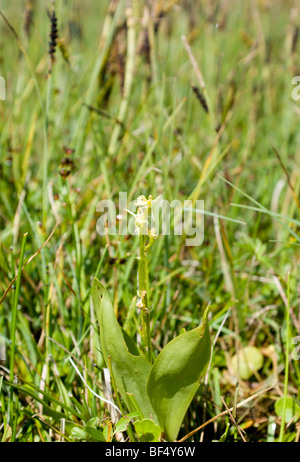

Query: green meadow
[[0, 0, 300, 442]]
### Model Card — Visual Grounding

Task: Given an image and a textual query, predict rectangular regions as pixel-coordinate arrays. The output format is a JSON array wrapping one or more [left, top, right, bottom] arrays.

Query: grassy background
[[0, 0, 300, 442]]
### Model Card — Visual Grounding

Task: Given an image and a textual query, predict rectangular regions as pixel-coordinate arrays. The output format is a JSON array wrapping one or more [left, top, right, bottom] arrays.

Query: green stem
[[42, 69, 52, 227], [279, 272, 291, 442], [138, 234, 152, 363], [9, 232, 28, 425], [44, 262, 51, 388], [42, 31, 54, 389]]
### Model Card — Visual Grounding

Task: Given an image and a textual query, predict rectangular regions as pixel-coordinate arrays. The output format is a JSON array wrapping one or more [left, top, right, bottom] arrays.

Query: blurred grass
[[0, 0, 300, 442]]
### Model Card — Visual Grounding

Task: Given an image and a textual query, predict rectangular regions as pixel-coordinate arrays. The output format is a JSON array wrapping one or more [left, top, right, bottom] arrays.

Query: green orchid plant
[[92, 195, 211, 442]]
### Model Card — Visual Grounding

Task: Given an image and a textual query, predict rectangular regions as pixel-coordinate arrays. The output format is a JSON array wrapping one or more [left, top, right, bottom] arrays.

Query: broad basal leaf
[[147, 308, 211, 441], [92, 278, 157, 422]]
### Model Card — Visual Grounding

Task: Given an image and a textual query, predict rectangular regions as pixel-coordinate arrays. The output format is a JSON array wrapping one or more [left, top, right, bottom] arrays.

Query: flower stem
[[138, 233, 152, 363]]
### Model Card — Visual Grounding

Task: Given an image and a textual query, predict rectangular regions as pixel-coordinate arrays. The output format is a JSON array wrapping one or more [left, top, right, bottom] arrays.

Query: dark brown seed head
[[48, 10, 58, 63], [191, 84, 209, 114]]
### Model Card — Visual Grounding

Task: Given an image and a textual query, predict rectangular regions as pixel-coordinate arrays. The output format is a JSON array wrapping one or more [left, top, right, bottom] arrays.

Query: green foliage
[[275, 397, 300, 423], [133, 419, 161, 442], [92, 278, 157, 421], [0, 0, 299, 443], [147, 308, 211, 441], [114, 412, 140, 434], [71, 418, 106, 442], [231, 346, 264, 380], [92, 277, 211, 441]]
